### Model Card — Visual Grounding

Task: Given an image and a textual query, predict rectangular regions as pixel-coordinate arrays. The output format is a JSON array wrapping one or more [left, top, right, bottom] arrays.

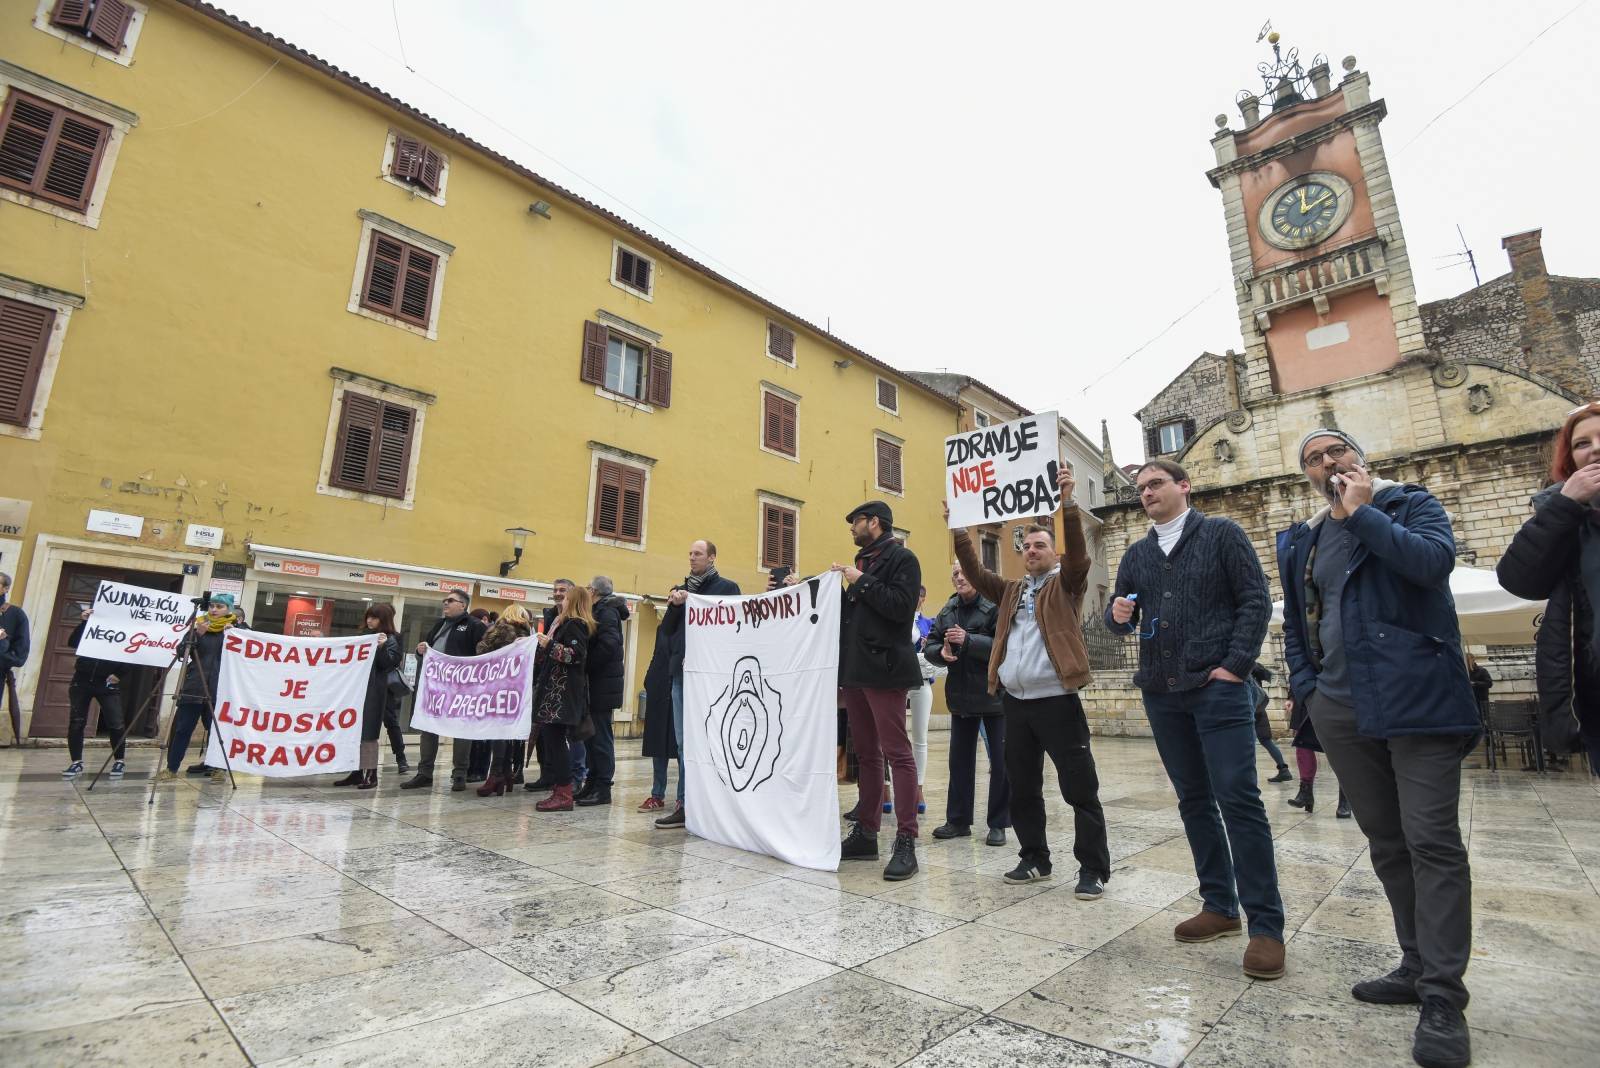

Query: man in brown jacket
[[947, 465, 1110, 898]]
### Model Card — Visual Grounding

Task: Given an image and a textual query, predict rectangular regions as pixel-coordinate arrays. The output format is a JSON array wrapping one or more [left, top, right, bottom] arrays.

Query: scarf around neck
[[202, 612, 237, 633], [684, 565, 719, 593]]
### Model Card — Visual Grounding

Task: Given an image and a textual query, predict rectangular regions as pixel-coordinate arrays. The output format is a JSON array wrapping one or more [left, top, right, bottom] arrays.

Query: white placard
[[77, 580, 191, 667], [86, 509, 144, 537], [186, 524, 224, 548], [944, 410, 1062, 528], [683, 576, 841, 871], [206, 632, 378, 777]]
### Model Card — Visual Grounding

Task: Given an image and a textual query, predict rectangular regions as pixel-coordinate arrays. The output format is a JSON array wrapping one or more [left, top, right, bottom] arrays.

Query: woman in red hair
[[1497, 401, 1600, 773]]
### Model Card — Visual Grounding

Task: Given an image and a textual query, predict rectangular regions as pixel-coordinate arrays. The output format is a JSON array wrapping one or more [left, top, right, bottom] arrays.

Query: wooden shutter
[[877, 378, 898, 411], [418, 147, 444, 194], [1180, 417, 1196, 450], [87, 0, 133, 50], [0, 297, 55, 427], [593, 460, 645, 542], [1145, 424, 1160, 457], [391, 134, 422, 181], [361, 233, 436, 328], [876, 438, 903, 494], [616, 248, 652, 292], [618, 465, 645, 540], [50, 0, 92, 30], [397, 247, 436, 326], [0, 93, 110, 212], [763, 393, 796, 455], [373, 403, 414, 497], [763, 505, 796, 569], [580, 321, 609, 385], [768, 322, 795, 363], [330, 393, 381, 491], [646, 347, 672, 408]]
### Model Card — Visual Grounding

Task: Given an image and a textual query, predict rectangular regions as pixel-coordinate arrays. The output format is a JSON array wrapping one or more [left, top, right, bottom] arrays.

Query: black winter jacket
[[534, 618, 589, 726], [424, 614, 488, 657], [68, 620, 120, 689], [661, 573, 742, 678], [588, 595, 631, 715], [840, 534, 923, 689], [364, 634, 402, 721], [924, 593, 1001, 716], [180, 621, 248, 702]]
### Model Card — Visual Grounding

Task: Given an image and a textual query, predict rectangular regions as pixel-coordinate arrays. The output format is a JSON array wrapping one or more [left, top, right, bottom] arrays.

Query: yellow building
[[0, 0, 958, 742]]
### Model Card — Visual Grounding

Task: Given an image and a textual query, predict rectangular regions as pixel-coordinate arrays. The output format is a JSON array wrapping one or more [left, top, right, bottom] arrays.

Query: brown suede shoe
[[1243, 935, 1286, 980], [1174, 910, 1243, 943]]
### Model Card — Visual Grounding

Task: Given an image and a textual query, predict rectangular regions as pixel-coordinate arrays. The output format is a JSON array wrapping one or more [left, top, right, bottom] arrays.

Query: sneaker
[[209, 768, 226, 784], [156, 768, 181, 783], [1074, 871, 1105, 900], [931, 822, 971, 839], [840, 823, 879, 860], [654, 804, 686, 828], [1004, 860, 1052, 884], [1413, 996, 1471, 1068], [1267, 766, 1294, 783], [109, 761, 125, 779], [638, 796, 665, 812], [1351, 965, 1422, 1005], [883, 834, 918, 881], [61, 761, 84, 779], [985, 827, 1007, 847]]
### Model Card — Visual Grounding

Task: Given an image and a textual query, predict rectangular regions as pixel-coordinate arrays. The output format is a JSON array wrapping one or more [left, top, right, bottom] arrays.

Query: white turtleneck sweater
[[1154, 508, 1192, 555]]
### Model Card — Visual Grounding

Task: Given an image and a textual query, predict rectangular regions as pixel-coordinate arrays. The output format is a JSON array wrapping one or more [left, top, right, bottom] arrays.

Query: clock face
[[1269, 181, 1340, 244]]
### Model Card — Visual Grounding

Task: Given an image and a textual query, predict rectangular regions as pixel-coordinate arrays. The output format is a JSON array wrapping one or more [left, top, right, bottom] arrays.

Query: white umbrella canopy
[[1270, 566, 1545, 646]]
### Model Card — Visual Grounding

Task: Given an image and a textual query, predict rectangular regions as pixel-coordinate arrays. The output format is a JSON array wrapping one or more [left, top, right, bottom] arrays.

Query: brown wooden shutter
[[0, 95, 52, 193], [618, 465, 645, 541], [372, 403, 415, 498], [762, 392, 781, 450], [397, 246, 436, 326], [42, 114, 109, 210], [418, 147, 444, 194], [580, 321, 608, 385], [0, 297, 55, 427], [615, 249, 635, 287], [50, 0, 92, 30], [362, 233, 404, 314], [631, 255, 652, 291], [646, 347, 672, 408], [87, 0, 133, 50], [1145, 424, 1160, 457], [763, 505, 796, 568], [1180, 417, 1196, 450], [877, 379, 898, 411], [763, 394, 797, 455], [0, 93, 109, 212], [768, 323, 794, 362], [330, 393, 382, 491], [593, 460, 622, 537], [391, 135, 422, 181], [876, 438, 903, 493]]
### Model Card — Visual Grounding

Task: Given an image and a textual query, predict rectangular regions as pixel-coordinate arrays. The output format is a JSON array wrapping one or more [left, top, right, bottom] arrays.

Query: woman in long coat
[[532, 585, 594, 811], [334, 602, 402, 790]]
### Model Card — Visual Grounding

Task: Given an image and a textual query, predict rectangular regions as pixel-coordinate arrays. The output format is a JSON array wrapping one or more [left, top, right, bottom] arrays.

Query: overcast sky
[[217, 0, 1600, 462]]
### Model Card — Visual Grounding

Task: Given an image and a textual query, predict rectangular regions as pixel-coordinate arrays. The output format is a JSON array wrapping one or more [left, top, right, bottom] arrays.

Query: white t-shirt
[[1154, 508, 1192, 555]]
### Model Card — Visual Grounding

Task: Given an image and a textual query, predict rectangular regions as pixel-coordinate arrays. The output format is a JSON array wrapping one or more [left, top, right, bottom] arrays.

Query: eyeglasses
[[1135, 476, 1171, 495], [1300, 442, 1353, 468]]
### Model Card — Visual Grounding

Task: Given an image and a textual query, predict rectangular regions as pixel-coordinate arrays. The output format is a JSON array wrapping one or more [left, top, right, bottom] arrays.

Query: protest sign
[[944, 410, 1062, 528], [683, 576, 841, 871], [76, 580, 192, 667], [205, 632, 377, 777], [410, 637, 535, 740]]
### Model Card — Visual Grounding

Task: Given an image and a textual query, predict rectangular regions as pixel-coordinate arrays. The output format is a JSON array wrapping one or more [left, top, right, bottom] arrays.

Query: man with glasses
[[1279, 430, 1476, 1068], [401, 590, 487, 792], [1105, 458, 1283, 981]]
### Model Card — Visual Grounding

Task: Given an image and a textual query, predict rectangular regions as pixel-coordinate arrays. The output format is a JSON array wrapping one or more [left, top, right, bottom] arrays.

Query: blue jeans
[[671, 675, 686, 803], [1143, 681, 1285, 938], [570, 739, 588, 785], [166, 699, 211, 773], [651, 756, 669, 800]]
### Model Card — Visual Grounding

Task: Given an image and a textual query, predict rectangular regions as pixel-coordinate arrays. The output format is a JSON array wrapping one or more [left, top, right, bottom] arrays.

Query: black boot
[[1336, 790, 1352, 819], [399, 772, 433, 790], [576, 784, 612, 807], [1412, 997, 1470, 1068], [1287, 781, 1314, 812], [525, 774, 553, 791], [330, 770, 362, 787], [883, 834, 918, 881], [1267, 765, 1294, 783], [574, 779, 597, 803], [840, 823, 878, 860]]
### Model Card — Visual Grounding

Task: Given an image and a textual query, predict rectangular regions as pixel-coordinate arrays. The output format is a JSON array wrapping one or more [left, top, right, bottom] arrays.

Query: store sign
[[253, 552, 474, 594], [478, 583, 532, 602], [185, 524, 224, 549], [87, 510, 144, 538], [0, 497, 30, 538]]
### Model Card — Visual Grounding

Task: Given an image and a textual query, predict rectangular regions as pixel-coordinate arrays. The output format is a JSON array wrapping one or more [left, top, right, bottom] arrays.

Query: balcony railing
[[1251, 234, 1388, 327]]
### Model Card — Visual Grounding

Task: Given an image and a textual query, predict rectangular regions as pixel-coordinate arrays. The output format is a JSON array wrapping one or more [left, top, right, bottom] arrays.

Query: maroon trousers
[[841, 686, 917, 837]]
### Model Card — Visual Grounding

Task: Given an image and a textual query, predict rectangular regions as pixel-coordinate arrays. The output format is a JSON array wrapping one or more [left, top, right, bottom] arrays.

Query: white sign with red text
[[76, 580, 192, 667], [205, 632, 378, 777], [944, 410, 1062, 528]]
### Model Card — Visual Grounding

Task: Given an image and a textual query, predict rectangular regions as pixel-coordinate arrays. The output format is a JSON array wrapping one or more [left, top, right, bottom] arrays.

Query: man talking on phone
[[1278, 429, 1477, 1068]]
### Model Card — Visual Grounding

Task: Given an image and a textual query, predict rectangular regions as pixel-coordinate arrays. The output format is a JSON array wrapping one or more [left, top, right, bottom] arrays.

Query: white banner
[[410, 638, 535, 740], [944, 410, 1062, 528], [684, 576, 841, 871], [205, 632, 378, 777], [76, 580, 192, 667]]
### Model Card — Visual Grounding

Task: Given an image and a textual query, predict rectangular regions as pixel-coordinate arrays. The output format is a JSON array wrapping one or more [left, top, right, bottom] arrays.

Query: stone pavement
[[1, 737, 1596, 1067]]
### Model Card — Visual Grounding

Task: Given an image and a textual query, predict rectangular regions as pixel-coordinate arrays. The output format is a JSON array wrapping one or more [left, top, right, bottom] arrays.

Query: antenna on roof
[[1436, 224, 1481, 288]]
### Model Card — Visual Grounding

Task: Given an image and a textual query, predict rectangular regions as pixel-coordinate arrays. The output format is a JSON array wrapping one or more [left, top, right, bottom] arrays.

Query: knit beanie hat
[[1297, 428, 1365, 466]]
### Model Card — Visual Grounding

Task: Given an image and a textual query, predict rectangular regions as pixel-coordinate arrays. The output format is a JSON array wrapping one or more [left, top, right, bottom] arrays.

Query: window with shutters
[[579, 320, 672, 410], [1157, 419, 1189, 454], [875, 435, 904, 496], [346, 212, 453, 339], [0, 294, 59, 432], [317, 373, 432, 508], [381, 130, 449, 204], [0, 91, 112, 214], [766, 322, 795, 365], [980, 534, 999, 574], [760, 503, 798, 570], [876, 377, 899, 415], [611, 241, 654, 300], [33, 0, 147, 64], [589, 458, 649, 547], [760, 388, 799, 459]]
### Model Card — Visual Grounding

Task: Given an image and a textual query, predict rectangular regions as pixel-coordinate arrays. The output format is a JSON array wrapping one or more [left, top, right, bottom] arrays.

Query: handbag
[[386, 668, 411, 698], [576, 712, 596, 742]]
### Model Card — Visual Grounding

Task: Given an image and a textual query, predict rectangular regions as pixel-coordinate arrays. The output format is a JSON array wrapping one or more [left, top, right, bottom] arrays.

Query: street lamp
[[499, 527, 535, 577]]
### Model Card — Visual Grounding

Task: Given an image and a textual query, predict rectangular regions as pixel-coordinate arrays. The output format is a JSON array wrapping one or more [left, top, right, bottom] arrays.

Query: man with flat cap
[[833, 500, 924, 880]]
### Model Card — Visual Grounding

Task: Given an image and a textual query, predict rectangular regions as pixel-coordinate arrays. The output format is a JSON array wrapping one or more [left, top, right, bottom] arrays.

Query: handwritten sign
[[76, 580, 192, 667], [944, 410, 1061, 528], [206, 632, 377, 777], [410, 637, 535, 740]]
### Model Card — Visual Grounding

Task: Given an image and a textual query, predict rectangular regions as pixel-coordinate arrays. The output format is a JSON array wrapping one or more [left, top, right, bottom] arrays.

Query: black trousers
[[543, 722, 573, 786], [381, 703, 407, 765], [946, 712, 1010, 829], [588, 708, 616, 787], [1002, 692, 1109, 879], [68, 680, 126, 761]]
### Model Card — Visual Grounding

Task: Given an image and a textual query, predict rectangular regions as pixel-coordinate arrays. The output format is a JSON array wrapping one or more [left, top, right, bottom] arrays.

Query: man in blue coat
[[1279, 428, 1477, 1068]]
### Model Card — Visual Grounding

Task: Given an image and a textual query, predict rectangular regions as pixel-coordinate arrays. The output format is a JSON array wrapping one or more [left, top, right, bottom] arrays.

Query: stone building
[[1081, 41, 1597, 736]]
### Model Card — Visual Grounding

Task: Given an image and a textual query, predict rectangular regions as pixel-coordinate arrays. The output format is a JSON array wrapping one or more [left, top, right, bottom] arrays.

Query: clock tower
[[1207, 38, 1423, 401]]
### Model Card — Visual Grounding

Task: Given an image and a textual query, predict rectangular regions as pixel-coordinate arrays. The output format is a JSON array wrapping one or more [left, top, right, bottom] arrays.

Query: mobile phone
[[768, 566, 792, 588]]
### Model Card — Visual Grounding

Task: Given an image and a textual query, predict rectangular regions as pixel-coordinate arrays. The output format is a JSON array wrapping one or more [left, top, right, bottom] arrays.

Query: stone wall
[[1136, 352, 1240, 455]]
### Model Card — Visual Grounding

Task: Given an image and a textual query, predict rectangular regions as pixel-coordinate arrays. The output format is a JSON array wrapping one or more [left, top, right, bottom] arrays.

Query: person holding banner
[[947, 466, 1111, 899], [158, 594, 244, 784], [63, 608, 127, 780], [401, 590, 487, 791], [331, 604, 403, 790], [531, 585, 595, 812], [834, 501, 924, 880], [479, 604, 535, 796], [0, 572, 31, 745]]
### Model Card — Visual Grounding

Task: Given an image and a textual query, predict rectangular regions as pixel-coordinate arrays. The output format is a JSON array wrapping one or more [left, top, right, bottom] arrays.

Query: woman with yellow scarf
[[156, 594, 245, 784]]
